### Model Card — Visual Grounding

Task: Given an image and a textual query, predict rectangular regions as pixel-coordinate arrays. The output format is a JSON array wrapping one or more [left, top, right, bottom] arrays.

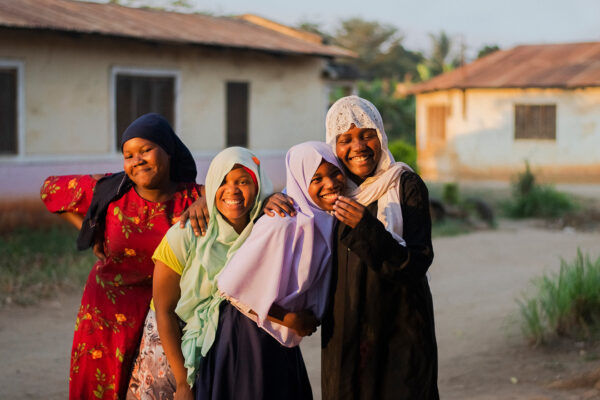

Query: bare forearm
[[155, 309, 189, 388], [57, 211, 84, 230]]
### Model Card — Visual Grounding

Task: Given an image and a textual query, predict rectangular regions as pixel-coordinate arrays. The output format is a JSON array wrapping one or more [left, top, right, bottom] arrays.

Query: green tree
[[417, 31, 456, 80], [331, 18, 422, 81], [357, 79, 416, 143], [297, 22, 333, 44], [477, 44, 500, 59]]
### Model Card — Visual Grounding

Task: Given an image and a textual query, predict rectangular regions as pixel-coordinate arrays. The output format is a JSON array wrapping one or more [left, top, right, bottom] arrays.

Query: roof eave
[[0, 24, 348, 58]]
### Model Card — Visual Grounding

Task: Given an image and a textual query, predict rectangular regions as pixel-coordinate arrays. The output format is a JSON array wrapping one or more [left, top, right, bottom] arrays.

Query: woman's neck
[[134, 181, 179, 203]]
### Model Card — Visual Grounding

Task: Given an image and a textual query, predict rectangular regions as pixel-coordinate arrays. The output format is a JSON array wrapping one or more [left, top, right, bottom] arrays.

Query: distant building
[[409, 42, 600, 183], [0, 0, 354, 198]]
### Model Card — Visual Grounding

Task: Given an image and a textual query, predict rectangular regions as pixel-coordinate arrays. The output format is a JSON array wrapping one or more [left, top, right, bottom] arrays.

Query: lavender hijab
[[217, 141, 340, 347]]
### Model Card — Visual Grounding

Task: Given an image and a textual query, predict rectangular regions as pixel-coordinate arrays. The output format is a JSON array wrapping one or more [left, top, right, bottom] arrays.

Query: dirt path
[[2, 222, 600, 399]]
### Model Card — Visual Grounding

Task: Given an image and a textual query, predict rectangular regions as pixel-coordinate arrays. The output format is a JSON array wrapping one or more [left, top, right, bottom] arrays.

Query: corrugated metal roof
[[0, 0, 353, 58], [410, 42, 600, 94]]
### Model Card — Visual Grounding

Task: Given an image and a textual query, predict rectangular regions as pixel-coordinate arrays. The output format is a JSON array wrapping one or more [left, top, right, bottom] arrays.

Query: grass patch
[[517, 250, 600, 346], [0, 227, 93, 305], [432, 219, 472, 238]]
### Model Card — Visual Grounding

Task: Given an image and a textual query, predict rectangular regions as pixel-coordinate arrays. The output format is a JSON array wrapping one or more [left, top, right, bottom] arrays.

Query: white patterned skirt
[[126, 310, 177, 400]]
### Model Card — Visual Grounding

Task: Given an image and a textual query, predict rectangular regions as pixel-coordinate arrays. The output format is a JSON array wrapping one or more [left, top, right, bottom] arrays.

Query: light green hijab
[[167, 147, 272, 385]]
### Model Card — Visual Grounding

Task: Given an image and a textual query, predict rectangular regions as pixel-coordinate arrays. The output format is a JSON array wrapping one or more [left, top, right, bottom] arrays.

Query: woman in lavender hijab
[[208, 141, 347, 399]]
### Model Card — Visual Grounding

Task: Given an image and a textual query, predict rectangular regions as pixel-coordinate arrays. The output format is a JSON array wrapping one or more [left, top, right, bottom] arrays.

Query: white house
[[409, 42, 600, 184], [0, 0, 353, 200]]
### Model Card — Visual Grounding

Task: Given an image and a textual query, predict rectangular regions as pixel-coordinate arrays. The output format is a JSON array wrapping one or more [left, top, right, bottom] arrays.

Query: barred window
[[226, 82, 249, 147], [514, 104, 556, 140], [0, 68, 17, 154], [427, 105, 450, 142], [115, 74, 175, 147]]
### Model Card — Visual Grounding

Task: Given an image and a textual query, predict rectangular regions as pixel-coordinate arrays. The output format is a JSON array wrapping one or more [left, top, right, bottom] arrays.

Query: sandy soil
[[2, 221, 600, 399]]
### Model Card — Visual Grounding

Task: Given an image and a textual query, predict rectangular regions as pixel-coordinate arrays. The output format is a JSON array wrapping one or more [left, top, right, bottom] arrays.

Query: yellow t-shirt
[[149, 235, 184, 310]]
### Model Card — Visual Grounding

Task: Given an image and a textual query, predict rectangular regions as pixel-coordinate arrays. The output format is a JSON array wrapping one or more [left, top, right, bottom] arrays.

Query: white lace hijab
[[326, 95, 413, 245]]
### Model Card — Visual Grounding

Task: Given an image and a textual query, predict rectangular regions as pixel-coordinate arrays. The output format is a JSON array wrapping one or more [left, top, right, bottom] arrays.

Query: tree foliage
[[357, 79, 415, 143], [330, 18, 423, 81], [477, 44, 500, 59]]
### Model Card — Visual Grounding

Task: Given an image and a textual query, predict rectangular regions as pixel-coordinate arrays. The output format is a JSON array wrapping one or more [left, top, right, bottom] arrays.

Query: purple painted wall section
[[0, 152, 286, 199]]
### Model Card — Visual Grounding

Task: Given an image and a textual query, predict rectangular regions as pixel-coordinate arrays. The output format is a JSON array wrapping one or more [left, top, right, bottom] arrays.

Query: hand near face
[[333, 196, 365, 228]]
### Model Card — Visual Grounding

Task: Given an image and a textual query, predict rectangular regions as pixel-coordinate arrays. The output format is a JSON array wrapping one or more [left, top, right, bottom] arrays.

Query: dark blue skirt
[[195, 301, 313, 400]]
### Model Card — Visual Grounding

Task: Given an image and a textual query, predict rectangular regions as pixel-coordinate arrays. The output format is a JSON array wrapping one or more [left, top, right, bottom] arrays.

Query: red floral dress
[[41, 175, 201, 400]]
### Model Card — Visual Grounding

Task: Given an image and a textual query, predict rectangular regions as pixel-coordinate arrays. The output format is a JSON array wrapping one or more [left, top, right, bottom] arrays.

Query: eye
[[311, 176, 322, 184]]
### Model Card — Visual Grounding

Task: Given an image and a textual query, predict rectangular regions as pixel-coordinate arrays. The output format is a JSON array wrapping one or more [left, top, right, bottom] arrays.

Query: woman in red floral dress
[[40, 113, 203, 400]]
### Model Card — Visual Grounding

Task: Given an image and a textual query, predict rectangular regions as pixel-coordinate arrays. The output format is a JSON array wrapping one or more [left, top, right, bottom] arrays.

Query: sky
[[96, 0, 600, 60]]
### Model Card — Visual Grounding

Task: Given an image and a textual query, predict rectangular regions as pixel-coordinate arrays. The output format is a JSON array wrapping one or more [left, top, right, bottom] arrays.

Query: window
[[114, 73, 176, 148], [514, 104, 556, 140], [0, 67, 18, 154], [226, 82, 249, 147], [426, 105, 450, 142]]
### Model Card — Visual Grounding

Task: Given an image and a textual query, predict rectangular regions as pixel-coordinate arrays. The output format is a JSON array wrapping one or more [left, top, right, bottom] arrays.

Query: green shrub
[[503, 186, 576, 218], [0, 227, 93, 305], [517, 250, 600, 345], [442, 182, 460, 205], [388, 139, 417, 171], [503, 162, 575, 218]]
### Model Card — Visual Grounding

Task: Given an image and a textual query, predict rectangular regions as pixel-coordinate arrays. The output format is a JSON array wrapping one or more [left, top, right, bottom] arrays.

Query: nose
[[322, 176, 337, 189], [133, 153, 145, 165], [223, 183, 241, 194], [350, 137, 366, 151]]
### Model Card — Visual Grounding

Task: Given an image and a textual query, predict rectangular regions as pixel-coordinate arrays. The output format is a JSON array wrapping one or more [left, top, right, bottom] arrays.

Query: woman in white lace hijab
[[320, 95, 439, 400]]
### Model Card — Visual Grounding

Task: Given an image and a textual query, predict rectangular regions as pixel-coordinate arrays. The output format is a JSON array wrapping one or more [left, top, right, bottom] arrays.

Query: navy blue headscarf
[[77, 113, 197, 250]]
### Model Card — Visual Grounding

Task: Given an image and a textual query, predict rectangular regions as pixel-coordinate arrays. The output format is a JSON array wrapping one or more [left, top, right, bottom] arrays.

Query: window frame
[[110, 66, 180, 153], [225, 81, 250, 148], [0, 59, 25, 159], [426, 104, 450, 143], [514, 103, 557, 141]]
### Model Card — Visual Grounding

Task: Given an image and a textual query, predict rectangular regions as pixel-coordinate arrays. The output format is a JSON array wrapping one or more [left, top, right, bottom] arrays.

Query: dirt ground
[[1, 221, 600, 399]]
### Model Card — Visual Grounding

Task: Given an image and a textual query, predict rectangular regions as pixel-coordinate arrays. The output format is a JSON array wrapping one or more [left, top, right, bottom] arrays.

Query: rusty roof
[[410, 42, 600, 94], [0, 0, 353, 58]]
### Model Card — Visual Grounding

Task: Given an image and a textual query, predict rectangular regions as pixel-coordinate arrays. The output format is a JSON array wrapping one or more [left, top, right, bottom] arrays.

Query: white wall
[[0, 30, 331, 196], [416, 87, 600, 182]]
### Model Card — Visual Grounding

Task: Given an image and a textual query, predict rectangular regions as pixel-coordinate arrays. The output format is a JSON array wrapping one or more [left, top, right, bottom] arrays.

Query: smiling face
[[335, 124, 382, 184], [122, 137, 171, 190], [215, 165, 258, 233], [307, 160, 345, 212]]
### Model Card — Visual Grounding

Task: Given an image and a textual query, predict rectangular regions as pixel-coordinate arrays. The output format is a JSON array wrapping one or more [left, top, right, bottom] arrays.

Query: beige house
[[0, 0, 353, 198], [410, 42, 600, 183]]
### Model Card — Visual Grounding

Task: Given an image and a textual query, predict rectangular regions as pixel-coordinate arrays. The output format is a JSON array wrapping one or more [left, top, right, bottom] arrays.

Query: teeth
[[224, 199, 242, 205], [351, 156, 369, 161], [321, 193, 338, 199]]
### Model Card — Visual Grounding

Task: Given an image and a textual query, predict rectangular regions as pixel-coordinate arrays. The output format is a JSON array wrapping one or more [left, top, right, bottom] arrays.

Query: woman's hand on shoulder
[[263, 192, 296, 217], [179, 186, 209, 236], [283, 309, 318, 337], [333, 196, 365, 228]]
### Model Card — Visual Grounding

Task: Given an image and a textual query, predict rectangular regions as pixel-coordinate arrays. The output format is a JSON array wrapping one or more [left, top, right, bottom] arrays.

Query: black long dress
[[321, 171, 439, 400]]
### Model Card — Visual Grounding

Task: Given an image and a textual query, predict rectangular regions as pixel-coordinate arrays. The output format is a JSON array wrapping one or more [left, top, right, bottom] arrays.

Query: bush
[[388, 139, 417, 171], [503, 163, 576, 218], [517, 250, 600, 345], [442, 182, 460, 205]]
